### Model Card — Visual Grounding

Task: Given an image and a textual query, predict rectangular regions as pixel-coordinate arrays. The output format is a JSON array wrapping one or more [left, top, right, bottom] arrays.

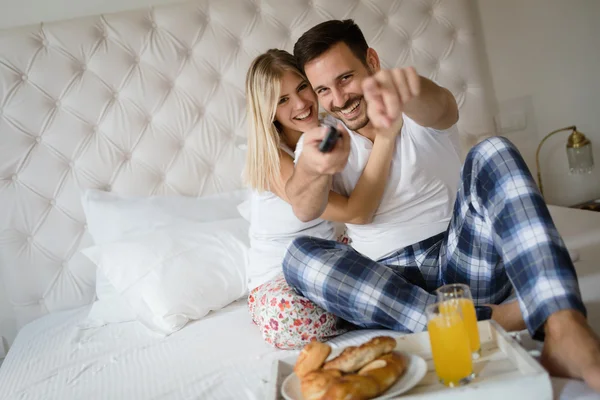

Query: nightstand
[[570, 199, 600, 212]]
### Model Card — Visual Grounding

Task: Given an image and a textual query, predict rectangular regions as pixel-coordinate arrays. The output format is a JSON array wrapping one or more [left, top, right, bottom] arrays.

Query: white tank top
[[247, 143, 335, 290], [294, 115, 461, 261]]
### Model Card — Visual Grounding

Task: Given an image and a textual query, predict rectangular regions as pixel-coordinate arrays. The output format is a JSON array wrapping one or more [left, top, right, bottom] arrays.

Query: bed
[[0, 0, 598, 398]]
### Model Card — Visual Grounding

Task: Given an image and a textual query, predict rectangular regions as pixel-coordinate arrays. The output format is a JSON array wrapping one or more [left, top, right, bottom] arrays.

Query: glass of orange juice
[[426, 302, 475, 387], [436, 283, 481, 357]]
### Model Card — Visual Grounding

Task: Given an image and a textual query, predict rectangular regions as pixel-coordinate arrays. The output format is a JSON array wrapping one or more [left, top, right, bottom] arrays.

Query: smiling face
[[274, 70, 319, 135], [303, 42, 379, 132]]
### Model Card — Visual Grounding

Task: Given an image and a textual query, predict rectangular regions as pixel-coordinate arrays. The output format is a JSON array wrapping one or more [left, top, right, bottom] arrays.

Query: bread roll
[[358, 352, 407, 393], [322, 336, 396, 373], [300, 369, 343, 400], [320, 374, 381, 400], [294, 341, 332, 378]]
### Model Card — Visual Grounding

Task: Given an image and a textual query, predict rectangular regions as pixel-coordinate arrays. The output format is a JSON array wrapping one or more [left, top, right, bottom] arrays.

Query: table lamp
[[535, 125, 594, 197]]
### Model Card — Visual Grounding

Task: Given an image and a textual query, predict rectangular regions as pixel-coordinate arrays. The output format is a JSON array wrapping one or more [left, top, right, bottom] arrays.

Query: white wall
[[0, 0, 185, 30], [476, 0, 600, 206]]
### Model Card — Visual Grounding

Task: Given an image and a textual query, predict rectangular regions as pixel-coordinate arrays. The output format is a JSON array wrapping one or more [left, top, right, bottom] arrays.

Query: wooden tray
[[268, 320, 552, 400]]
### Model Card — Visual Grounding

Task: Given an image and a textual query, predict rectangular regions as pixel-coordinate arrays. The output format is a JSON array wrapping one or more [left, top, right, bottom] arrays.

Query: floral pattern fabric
[[248, 273, 351, 350]]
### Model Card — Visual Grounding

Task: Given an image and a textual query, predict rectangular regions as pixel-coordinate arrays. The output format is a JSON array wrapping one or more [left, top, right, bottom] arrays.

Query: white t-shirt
[[295, 115, 461, 260], [246, 144, 336, 290]]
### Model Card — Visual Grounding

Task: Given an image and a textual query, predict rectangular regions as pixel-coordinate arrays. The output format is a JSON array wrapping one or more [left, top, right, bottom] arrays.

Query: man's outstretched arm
[[285, 124, 350, 222]]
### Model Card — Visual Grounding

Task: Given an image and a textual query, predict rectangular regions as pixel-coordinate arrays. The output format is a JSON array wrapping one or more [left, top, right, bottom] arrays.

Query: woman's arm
[[270, 126, 399, 225], [319, 132, 396, 224]]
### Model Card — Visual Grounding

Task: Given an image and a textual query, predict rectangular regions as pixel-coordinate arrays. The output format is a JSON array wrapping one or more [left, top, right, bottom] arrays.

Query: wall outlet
[[494, 111, 528, 134]]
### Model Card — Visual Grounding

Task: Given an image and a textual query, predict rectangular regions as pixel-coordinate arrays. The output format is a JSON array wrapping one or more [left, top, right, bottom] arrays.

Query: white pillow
[[81, 218, 249, 335], [237, 199, 251, 222], [80, 189, 250, 327], [82, 188, 250, 245]]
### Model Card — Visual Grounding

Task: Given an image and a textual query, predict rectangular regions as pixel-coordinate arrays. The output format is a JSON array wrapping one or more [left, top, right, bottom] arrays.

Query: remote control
[[318, 124, 340, 153]]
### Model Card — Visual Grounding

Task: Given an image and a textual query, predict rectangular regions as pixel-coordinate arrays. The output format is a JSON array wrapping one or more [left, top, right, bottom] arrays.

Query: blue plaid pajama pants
[[282, 136, 585, 339]]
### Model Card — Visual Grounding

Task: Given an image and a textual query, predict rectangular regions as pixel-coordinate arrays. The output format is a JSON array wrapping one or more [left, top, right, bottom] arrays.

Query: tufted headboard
[[0, 0, 495, 336]]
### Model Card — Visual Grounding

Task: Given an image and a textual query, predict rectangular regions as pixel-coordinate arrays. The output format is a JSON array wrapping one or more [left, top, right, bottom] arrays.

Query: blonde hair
[[244, 49, 305, 192]]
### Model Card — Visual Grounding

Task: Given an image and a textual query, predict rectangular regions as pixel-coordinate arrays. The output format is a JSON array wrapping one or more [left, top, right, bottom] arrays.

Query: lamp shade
[[536, 125, 595, 197], [567, 129, 594, 174]]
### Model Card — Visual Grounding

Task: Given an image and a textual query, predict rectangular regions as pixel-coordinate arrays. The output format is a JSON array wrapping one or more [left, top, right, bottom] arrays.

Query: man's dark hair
[[293, 19, 369, 71]]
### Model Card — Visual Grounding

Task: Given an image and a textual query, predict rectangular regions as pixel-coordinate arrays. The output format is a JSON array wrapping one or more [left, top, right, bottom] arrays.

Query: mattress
[[0, 299, 284, 400], [1, 206, 599, 400]]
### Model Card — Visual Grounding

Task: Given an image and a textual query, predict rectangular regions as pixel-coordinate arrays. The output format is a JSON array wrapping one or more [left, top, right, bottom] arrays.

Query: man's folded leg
[[282, 236, 437, 334]]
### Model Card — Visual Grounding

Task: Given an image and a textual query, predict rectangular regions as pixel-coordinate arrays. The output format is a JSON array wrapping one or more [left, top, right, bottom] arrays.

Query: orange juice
[[440, 298, 480, 354], [427, 309, 473, 386]]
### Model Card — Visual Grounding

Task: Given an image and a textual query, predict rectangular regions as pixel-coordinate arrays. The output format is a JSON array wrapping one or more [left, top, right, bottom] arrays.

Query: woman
[[243, 49, 398, 349]]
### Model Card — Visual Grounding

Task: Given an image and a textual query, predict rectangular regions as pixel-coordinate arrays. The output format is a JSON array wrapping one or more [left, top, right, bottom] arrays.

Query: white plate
[[281, 351, 427, 400]]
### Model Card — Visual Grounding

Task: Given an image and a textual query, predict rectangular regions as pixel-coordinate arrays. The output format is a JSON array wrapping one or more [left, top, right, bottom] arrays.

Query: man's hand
[[362, 67, 421, 129], [361, 66, 458, 130], [297, 123, 351, 176]]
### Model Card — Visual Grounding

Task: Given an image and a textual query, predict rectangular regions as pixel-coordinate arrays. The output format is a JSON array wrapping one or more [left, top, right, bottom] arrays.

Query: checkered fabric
[[283, 136, 586, 339]]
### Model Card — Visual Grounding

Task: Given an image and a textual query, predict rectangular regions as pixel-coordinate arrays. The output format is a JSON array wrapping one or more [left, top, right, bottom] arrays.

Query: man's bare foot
[[488, 301, 526, 332], [541, 309, 600, 392]]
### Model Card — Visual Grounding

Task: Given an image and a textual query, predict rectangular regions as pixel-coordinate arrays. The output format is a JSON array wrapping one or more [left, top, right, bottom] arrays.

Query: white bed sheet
[[0, 206, 599, 400], [0, 299, 284, 400]]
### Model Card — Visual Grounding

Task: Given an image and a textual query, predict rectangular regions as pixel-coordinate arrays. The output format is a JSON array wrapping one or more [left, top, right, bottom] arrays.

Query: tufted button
[[133, 55, 140, 64], [91, 124, 99, 133], [169, 80, 176, 89], [151, 21, 157, 29], [462, 83, 468, 91], [105, 184, 111, 191], [102, 31, 109, 39], [179, 140, 186, 149], [55, 100, 61, 108], [159, 173, 166, 182], [35, 136, 42, 144], [112, 91, 119, 100], [62, 262, 68, 268], [80, 63, 87, 72], [451, 29, 459, 40], [208, 166, 214, 173], [27, 236, 33, 244], [383, 16, 388, 24], [11, 174, 18, 182], [49, 199, 56, 206], [146, 115, 154, 124], [21, 74, 28, 82], [123, 152, 131, 160], [186, 48, 193, 58], [41, 39, 49, 47], [428, 6, 435, 16], [68, 161, 74, 169], [307, 0, 313, 7], [83, 223, 88, 230]]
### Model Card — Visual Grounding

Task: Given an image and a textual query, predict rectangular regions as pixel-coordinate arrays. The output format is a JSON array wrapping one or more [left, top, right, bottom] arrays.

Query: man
[[283, 19, 600, 390]]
